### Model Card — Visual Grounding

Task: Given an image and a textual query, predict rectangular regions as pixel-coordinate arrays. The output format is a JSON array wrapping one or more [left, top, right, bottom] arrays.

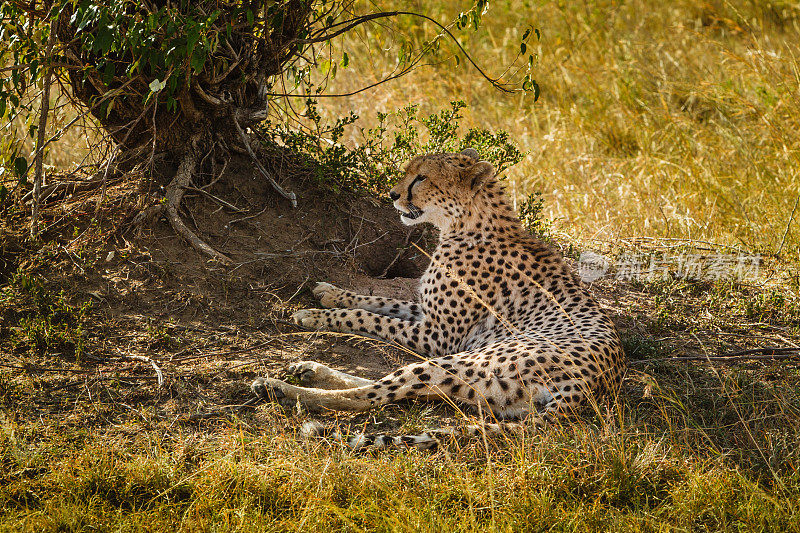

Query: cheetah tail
[[299, 420, 525, 451]]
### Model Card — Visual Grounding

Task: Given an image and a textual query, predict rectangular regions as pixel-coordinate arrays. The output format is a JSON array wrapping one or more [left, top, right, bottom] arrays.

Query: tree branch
[[290, 10, 517, 93]]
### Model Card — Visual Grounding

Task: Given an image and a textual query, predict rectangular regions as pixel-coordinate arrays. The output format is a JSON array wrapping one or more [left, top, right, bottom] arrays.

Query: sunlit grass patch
[[2, 409, 799, 532], [316, 0, 800, 259]]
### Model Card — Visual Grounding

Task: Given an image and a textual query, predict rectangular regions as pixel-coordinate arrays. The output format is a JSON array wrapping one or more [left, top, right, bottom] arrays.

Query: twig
[[185, 397, 260, 422], [21, 172, 120, 204], [0, 362, 91, 373], [378, 229, 416, 279], [183, 185, 246, 213], [225, 204, 271, 227], [169, 340, 277, 363], [287, 275, 310, 302], [199, 155, 229, 191], [630, 346, 800, 365], [47, 375, 159, 393], [621, 236, 748, 254], [275, 10, 518, 95], [776, 194, 799, 257], [30, 20, 57, 238], [114, 354, 164, 387], [232, 112, 297, 207]]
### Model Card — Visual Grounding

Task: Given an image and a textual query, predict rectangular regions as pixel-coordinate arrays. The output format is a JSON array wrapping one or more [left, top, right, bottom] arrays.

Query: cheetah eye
[[411, 174, 427, 188]]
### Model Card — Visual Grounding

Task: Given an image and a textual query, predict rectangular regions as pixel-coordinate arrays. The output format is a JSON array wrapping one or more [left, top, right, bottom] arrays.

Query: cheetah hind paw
[[312, 282, 344, 308], [287, 361, 332, 387]]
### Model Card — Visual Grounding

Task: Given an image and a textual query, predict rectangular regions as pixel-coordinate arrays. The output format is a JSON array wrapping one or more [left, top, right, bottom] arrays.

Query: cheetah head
[[388, 148, 496, 229]]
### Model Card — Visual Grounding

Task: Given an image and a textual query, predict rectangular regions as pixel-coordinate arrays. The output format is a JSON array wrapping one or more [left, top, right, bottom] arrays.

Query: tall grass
[[2, 408, 798, 532], [18, 1, 800, 258], [320, 0, 800, 259]]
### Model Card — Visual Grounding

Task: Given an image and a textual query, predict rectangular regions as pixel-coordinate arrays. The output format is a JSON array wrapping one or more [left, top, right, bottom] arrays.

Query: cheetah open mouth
[[399, 205, 424, 220]]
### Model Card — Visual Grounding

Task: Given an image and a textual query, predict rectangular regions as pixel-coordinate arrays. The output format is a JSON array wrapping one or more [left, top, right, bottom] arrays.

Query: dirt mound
[[0, 151, 440, 426], [142, 151, 431, 290]]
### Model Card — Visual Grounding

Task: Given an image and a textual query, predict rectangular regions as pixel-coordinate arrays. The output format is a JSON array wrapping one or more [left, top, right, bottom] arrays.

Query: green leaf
[[13, 156, 27, 178], [149, 78, 166, 93], [522, 74, 539, 101], [190, 49, 206, 73], [127, 58, 140, 77], [187, 25, 199, 55], [320, 59, 331, 76], [103, 61, 115, 85], [520, 42, 526, 55], [341, 52, 349, 68], [93, 17, 114, 54]]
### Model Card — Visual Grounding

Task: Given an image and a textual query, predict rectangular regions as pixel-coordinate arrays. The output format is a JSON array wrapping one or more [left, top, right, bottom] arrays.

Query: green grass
[[0, 271, 92, 360], [2, 411, 799, 532]]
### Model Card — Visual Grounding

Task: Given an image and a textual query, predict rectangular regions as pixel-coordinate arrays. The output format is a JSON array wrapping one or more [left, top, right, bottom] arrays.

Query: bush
[[265, 99, 524, 195]]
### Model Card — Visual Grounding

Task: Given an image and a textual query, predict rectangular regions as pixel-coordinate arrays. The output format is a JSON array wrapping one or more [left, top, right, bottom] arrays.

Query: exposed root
[[163, 138, 233, 265], [127, 133, 233, 263], [131, 204, 167, 231]]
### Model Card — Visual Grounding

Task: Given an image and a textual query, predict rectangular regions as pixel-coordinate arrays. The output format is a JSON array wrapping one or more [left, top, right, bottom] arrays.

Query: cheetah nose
[[389, 191, 400, 201]]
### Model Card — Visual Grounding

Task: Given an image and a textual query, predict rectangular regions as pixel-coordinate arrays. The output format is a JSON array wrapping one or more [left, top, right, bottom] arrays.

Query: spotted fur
[[252, 149, 626, 449]]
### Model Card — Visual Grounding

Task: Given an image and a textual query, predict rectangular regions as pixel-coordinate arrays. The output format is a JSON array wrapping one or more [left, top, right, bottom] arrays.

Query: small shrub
[[518, 191, 551, 238], [1, 271, 91, 359], [262, 100, 525, 196]]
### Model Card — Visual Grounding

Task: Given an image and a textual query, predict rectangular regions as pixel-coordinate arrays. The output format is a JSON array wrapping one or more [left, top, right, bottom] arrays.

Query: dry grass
[[2, 411, 798, 532], [2, 86, 104, 174], [319, 0, 800, 261]]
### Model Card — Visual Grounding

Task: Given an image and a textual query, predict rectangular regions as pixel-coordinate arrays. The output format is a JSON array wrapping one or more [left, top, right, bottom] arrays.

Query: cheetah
[[252, 148, 626, 449]]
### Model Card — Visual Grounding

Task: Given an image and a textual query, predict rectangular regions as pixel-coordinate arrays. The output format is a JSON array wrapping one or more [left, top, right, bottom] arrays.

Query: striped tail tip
[[298, 421, 442, 451]]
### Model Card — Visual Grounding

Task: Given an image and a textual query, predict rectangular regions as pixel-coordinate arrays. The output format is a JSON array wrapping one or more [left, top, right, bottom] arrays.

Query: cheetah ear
[[463, 160, 496, 191], [460, 148, 479, 159]]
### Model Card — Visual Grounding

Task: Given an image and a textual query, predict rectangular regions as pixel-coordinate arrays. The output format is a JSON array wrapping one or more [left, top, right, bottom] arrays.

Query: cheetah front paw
[[292, 308, 327, 329], [312, 282, 347, 308], [251, 377, 295, 407]]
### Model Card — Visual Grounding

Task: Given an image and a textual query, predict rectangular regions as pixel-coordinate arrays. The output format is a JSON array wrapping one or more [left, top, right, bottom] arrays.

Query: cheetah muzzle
[[251, 148, 627, 450], [399, 202, 423, 220]]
